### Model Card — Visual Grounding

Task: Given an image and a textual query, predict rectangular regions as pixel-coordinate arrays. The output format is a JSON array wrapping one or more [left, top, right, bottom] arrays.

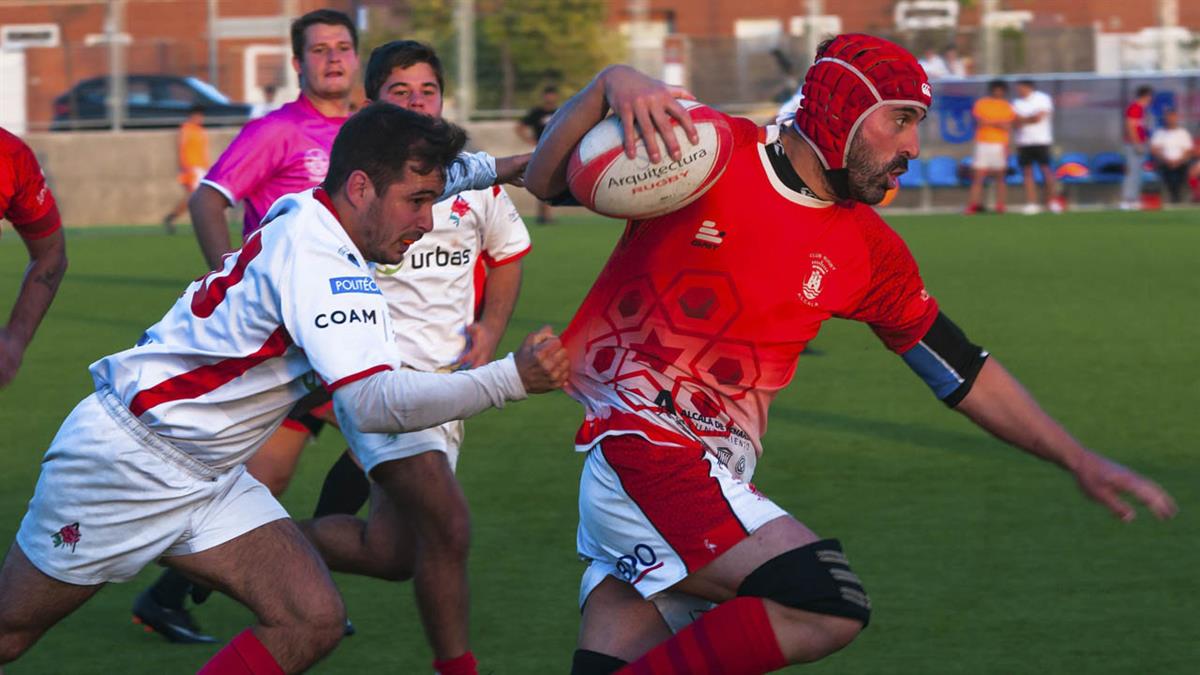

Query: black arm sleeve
[[899, 311, 989, 407]]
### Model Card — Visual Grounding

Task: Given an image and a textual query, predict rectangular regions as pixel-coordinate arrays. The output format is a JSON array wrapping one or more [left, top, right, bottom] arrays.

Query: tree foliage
[[374, 0, 621, 112]]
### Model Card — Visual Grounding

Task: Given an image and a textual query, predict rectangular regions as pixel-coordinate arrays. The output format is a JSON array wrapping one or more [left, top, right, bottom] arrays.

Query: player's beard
[[845, 135, 907, 205]]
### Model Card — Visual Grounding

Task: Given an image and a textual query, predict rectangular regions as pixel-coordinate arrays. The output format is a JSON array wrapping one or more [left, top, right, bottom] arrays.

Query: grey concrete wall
[[22, 121, 553, 228]]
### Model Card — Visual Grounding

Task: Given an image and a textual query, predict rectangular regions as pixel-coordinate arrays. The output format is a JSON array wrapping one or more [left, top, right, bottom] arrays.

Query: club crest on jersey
[[691, 220, 725, 249], [449, 196, 471, 227], [51, 522, 81, 553], [799, 254, 836, 306], [329, 276, 381, 295]]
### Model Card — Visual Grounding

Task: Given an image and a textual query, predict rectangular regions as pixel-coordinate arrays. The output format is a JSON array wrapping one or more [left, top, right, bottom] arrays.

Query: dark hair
[[1135, 85, 1153, 98], [322, 103, 466, 196], [291, 9, 358, 60], [815, 38, 835, 59], [365, 40, 444, 101], [987, 79, 1008, 93], [1017, 79, 1035, 88], [542, 84, 559, 96], [188, 103, 206, 115]]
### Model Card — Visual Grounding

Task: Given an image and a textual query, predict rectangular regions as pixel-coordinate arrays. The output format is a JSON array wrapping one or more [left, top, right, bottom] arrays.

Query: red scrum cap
[[794, 34, 931, 173]]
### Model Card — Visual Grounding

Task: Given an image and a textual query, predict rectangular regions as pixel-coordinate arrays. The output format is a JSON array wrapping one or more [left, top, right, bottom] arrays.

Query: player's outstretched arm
[[334, 326, 568, 435], [954, 358, 1178, 521], [189, 184, 236, 271], [525, 65, 698, 200], [0, 220, 67, 388]]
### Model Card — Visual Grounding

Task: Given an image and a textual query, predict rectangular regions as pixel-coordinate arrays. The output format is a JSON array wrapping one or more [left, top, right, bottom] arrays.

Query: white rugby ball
[[566, 100, 733, 219]]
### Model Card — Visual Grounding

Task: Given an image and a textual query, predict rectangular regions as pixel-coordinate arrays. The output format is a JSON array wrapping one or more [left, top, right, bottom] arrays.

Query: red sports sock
[[198, 629, 285, 675], [619, 596, 786, 675], [433, 651, 478, 675]]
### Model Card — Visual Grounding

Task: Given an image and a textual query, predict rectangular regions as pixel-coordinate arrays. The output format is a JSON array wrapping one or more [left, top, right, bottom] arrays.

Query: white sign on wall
[[1, 23, 60, 50]]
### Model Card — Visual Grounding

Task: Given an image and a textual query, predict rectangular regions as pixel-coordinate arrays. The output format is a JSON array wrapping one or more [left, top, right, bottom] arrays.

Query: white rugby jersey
[[90, 188, 399, 470], [372, 185, 531, 372]]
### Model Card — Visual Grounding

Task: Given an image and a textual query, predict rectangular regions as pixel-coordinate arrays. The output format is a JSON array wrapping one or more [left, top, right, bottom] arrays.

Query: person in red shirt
[[526, 35, 1178, 675], [1121, 85, 1153, 210], [0, 126, 67, 389]]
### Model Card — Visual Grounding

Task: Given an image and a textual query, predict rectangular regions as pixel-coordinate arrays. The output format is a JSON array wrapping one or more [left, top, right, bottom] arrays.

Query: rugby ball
[[566, 100, 733, 219]]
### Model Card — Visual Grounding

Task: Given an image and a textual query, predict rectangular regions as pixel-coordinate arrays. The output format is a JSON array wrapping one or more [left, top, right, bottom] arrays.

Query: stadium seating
[[1055, 152, 1091, 184], [897, 158, 926, 188], [1089, 151, 1125, 184], [925, 156, 962, 187]]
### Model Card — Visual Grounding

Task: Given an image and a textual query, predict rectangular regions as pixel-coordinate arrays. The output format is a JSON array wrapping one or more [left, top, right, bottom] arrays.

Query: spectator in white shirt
[[919, 47, 950, 79], [1012, 80, 1061, 214], [1149, 110, 1195, 203]]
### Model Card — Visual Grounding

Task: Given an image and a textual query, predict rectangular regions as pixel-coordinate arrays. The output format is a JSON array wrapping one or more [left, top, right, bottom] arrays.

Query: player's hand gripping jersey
[[374, 185, 531, 371], [564, 115, 953, 482]]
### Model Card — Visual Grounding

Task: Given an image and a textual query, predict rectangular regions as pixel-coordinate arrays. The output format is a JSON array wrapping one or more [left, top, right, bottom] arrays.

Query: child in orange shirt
[[966, 80, 1015, 214], [163, 105, 210, 233]]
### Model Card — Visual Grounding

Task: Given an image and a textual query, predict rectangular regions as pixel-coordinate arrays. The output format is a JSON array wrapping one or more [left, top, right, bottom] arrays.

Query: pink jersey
[[563, 118, 939, 482], [202, 95, 345, 237]]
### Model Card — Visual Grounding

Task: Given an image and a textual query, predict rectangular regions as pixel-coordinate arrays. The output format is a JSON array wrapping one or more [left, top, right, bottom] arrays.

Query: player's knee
[[737, 539, 870, 663]]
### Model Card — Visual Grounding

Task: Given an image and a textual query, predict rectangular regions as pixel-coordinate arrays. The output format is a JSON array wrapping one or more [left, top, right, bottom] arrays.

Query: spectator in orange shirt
[[966, 80, 1015, 214], [162, 105, 210, 234]]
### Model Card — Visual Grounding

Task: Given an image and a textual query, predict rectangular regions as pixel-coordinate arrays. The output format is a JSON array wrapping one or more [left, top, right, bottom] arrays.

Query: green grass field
[[1, 210, 1197, 674]]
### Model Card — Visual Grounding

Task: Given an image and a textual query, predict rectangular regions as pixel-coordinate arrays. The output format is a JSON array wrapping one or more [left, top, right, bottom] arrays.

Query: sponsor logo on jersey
[[616, 544, 663, 585], [691, 220, 725, 249], [449, 195, 471, 227], [329, 276, 381, 295], [314, 308, 379, 328], [799, 253, 836, 306], [410, 246, 472, 269]]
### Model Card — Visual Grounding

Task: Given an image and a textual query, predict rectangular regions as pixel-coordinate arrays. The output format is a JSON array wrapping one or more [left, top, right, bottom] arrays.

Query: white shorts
[[576, 435, 787, 628], [16, 389, 288, 586], [973, 142, 1008, 171], [342, 418, 465, 474]]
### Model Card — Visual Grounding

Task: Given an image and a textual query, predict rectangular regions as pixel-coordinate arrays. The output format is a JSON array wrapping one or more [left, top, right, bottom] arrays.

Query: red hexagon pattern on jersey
[[661, 270, 741, 337]]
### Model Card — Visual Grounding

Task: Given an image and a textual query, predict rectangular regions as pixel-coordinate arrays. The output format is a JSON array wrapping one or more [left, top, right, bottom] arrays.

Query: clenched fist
[[515, 325, 569, 393]]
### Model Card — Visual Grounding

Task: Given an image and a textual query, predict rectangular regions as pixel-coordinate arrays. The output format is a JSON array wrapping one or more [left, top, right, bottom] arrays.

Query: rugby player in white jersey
[[0, 104, 567, 674], [280, 40, 532, 675]]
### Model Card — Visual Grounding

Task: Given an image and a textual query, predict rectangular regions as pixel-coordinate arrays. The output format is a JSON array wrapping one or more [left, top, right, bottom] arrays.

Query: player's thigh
[[371, 449, 468, 542], [0, 543, 101, 645], [672, 516, 818, 601], [164, 519, 343, 627], [245, 425, 309, 496], [578, 575, 671, 662], [361, 481, 417, 570]]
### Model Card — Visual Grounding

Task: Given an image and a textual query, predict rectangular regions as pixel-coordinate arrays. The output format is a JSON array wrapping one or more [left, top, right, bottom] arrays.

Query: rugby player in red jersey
[[0, 127, 67, 389], [525, 35, 1178, 675]]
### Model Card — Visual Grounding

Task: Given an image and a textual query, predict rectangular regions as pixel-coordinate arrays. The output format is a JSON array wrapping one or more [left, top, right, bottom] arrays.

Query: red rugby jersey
[[0, 127, 60, 240], [563, 116, 939, 481]]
